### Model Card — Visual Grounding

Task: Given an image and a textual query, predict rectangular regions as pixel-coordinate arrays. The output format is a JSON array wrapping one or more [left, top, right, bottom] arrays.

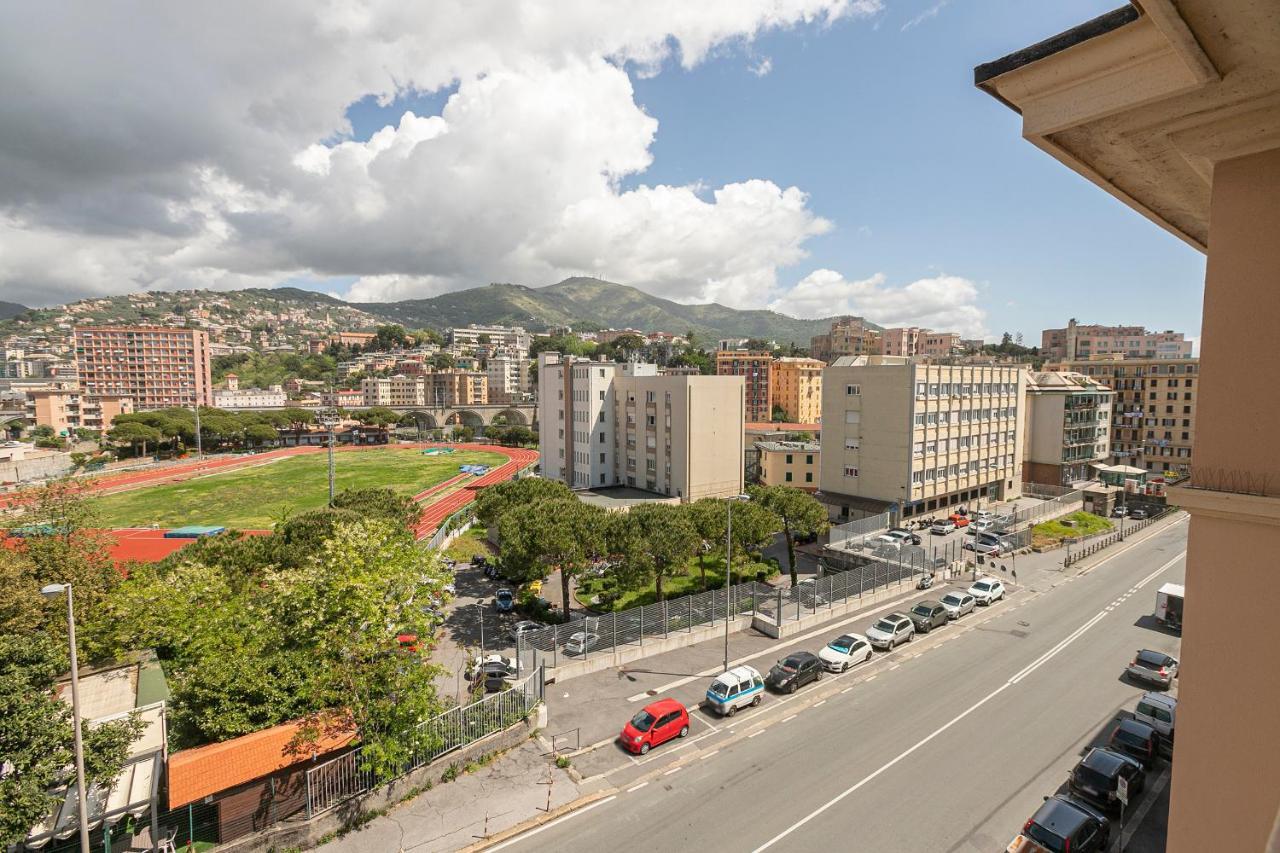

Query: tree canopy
[[749, 485, 828, 584]]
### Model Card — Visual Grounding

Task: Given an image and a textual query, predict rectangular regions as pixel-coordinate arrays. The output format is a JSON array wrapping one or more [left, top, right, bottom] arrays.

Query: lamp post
[[192, 401, 203, 459], [723, 494, 750, 673], [41, 583, 90, 853]]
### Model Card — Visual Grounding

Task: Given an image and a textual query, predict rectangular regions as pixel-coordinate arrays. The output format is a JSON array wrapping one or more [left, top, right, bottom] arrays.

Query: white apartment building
[[1022, 371, 1114, 487], [361, 376, 426, 407], [538, 353, 744, 500], [212, 387, 287, 409], [819, 356, 1026, 520], [449, 325, 532, 355], [486, 351, 532, 404]]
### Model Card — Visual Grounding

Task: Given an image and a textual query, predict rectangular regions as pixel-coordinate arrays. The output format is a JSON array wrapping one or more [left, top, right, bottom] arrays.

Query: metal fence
[[827, 511, 892, 550], [1062, 507, 1176, 567], [305, 666, 545, 818], [1006, 490, 1084, 528], [1021, 482, 1079, 499]]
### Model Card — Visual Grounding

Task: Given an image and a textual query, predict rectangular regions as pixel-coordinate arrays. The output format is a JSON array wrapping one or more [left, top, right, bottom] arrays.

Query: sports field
[[90, 448, 508, 529]]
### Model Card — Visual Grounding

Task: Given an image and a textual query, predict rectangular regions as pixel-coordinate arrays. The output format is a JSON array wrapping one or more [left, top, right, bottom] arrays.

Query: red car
[[948, 513, 970, 528], [620, 698, 690, 755]]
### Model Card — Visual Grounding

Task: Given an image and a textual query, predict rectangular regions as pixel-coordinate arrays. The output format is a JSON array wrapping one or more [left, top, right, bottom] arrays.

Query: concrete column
[[1167, 146, 1280, 853]]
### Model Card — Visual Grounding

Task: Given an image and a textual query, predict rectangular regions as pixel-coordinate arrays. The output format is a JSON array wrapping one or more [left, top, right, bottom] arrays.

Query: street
[[488, 514, 1187, 852]]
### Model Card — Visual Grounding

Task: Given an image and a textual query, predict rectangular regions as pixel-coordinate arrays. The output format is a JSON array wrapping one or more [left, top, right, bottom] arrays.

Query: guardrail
[[1062, 507, 1176, 567]]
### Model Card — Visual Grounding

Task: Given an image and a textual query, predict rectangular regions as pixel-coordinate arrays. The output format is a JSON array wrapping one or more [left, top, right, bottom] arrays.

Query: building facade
[[809, 317, 881, 364], [74, 326, 212, 409], [25, 387, 133, 433], [1041, 320, 1193, 362], [538, 353, 744, 500], [769, 357, 824, 424], [819, 356, 1025, 520], [757, 441, 820, 491], [448, 325, 532, 355], [1022, 371, 1114, 486], [486, 352, 531, 404], [715, 350, 773, 422], [1046, 357, 1198, 477], [880, 328, 964, 359]]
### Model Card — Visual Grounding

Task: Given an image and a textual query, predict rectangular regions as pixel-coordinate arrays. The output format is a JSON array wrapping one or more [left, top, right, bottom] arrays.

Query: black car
[[1108, 718, 1162, 769], [1020, 795, 1111, 853], [908, 600, 949, 633], [1069, 748, 1145, 812], [765, 652, 822, 694]]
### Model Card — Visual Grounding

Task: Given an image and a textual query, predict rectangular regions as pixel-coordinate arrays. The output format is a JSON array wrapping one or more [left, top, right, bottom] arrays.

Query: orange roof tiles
[[167, 718, 356, 808]]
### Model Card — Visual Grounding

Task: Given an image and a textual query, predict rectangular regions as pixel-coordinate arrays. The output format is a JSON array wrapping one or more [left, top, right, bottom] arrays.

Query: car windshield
[[1023, 823, 1067, 853], [780, 656, 803, 671], [911, 604, 932, 617], [873, 619, 897, 633], [828, 638, 852, 653], [973, 581, 992, 592], [1115, 729, 1146, 747], [498, 591, 513, 600], [709, 682, 729, 698], [630, 711, 656, 732], [942, 594, 961, 606], [1074, 763, 1112, 789]]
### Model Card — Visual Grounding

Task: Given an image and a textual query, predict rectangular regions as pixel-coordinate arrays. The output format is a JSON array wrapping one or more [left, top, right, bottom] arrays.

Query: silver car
[[865, 613, 915, 650], [939, 591, 976, 619], [564, 631, 601, 656], [1126, 649, 1178, 687]]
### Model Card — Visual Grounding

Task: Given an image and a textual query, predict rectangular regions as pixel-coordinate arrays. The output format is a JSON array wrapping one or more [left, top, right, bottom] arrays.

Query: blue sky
[[340, 1, 1205, 343]]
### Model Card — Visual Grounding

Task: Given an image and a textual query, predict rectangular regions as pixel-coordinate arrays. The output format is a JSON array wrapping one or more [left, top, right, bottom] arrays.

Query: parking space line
[[813, 700, 826, 708], [748, 730, 765, 738], [627, 782, 648, 793], [664, 766, 682, 776], [782, 714, 798, 723], [487, 795, 617, 851], [889, 664, 901, 671], [841, 687, 854, 693]]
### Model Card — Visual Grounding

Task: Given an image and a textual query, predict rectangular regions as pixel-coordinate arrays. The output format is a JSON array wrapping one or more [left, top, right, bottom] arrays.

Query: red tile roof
[[168, 718, 355, 808]]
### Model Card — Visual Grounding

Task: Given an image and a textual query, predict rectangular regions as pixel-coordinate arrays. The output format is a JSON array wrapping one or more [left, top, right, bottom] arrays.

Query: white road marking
[[664, 766, 682, 776], [748, 730, 765, 738], [889, 664, 901, 671], [1009, 611, 1108, 685], [781, 714, 798, 723], [841, 687, 854, 694], [1135, 553, 1184, 589], [486, 795, 617, 850], [627, 782, 649, 793], [864, 675, 877, 682], [700, 750, 719, 760], [813, 700, 826, 708]]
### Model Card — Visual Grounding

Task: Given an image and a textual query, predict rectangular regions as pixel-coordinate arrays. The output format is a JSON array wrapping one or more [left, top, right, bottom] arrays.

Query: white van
[[705, 665, 764, 717], [1134, 691, 1177, 741]]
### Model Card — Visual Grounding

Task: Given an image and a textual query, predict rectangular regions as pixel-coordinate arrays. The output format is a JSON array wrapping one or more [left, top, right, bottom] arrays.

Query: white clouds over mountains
[[771, 270, 989, 338], [0, 0, 985, 338]]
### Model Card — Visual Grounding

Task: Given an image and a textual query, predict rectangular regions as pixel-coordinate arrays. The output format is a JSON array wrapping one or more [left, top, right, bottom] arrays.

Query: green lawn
[[1032, 511, 1114, 546], [444, 526, 493, 562], [574, 555, 780, 611], [90, 448, 508, 529]]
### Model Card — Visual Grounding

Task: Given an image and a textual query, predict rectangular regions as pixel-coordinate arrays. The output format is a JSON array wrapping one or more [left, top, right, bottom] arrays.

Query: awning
[[22, 752, 160, 849]]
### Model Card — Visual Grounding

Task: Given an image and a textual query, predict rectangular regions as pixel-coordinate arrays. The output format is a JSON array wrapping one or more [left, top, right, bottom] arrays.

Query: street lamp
[[41, 583, 90, 853], [724, 494, 750, 673]]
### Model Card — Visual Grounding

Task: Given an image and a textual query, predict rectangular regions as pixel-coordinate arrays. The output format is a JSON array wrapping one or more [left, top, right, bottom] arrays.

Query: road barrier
[[1062, 507, 1177, 567]]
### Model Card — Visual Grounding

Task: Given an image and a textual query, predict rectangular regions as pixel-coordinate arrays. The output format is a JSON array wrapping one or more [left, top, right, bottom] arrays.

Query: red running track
[[412, 444, 540, 540]]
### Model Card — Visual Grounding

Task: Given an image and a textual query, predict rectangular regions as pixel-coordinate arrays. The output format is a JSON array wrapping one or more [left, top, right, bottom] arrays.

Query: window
[[599, 453, 606, 463], [927, 412, 939, 425], [929, 384, 940, 396], [913, 441, 923, 456], [925, 440, 937, 454], [846, 384, 861, 395], [805, 472, 813, 483], [646, 391, 655, 403], [647, 414, 655, 426], [599, 390, 605, 400], [786, 454, 793, 464], [785, 472, 793, 482], [911, 470, 923, 484], [926, 468, 937, 482], [913, 412, 925, 426], [915, 382, 926, 397], [599, 432, 605, 443], [844, 466, 859, 477], [845, 410, 861, 425], [806, 454, 814, 464]]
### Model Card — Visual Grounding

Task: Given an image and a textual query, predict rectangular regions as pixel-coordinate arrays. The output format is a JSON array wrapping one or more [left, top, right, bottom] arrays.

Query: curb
[[461, 786, 618, 852]]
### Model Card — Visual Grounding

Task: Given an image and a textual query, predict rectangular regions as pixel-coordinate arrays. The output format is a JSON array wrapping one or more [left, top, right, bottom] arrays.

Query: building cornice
[[1167, 485, 1280, 527]]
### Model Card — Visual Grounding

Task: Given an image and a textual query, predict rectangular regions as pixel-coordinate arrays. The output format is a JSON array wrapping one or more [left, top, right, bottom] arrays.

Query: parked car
[[766, 651, 823, 693], [1069, 747, 1146, 812], [866, 613, 916, 649], [870, 534, 904, 551], [885, 527, 922, 546], [908, 600, 949, 634], [948, 513, 971, 528], [1134, 692, 1177, 743], [794, 578, 829, 607], [1013, 795, 1110, 853], [480, 660, 521, 692], [1111, 505, 1129, 518], [967, 577, 1006, 605], [973, 509, 995, 522], [964, 531, 1010, 555], [818, 633, 873, 672], [965, 518, 996, 534], [930, 519, 957, 535], [705, 665, 765, 716], [939, 590, 976, 620], [507, 620, 545, 643], [563, 631, 601, 656], [1109, 718, 1162, 769], [495, 588, 515, 612], [619, 698, 690, 755], [1126, 649, 1178, 687], [1129, 507, 1149, 520]]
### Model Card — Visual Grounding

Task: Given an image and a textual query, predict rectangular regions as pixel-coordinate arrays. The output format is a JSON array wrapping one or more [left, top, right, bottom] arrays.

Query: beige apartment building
[[1022, 371, 1113, 487], [25, 386, 133, 433], [977, 3, 1280, 848], [360, 370, 488, 408], [538, 353, 744, 500], [880, 328, 964, 359], [715, 349, 773, 422], [1048, 356, 1197, 477], [1041, 320, 1192, 362], [769, 357, 823, 423], [74, 326, 212, 409], [757, 441, 819, 492], [809, 316, 881, 364], [819, 356, 1025, 520]]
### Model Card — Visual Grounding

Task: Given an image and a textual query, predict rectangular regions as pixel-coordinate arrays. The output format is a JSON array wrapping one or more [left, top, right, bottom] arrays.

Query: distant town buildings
[[1041, 320, 1192, 362], [537, 353, 744, 500], [769, 357, 824, 423], [25, 386, 133, 433], [809, 317, 880, 364], [74, 326, 212, 409], [880, 328, 965, 359], [448, 324, 533, 354], [1022, 371, 1114, 487], [809, 317, 970, 364], [211, 374, 287, 409]]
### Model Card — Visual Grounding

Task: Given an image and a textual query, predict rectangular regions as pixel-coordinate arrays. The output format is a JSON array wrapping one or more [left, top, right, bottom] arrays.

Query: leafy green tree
[[431, 353, 457, 370], [353, 406, 399, 427], [617, 504, 699, 602], [749, 485, 828, 585], [685, 499, 726, 591], [498, 498, 607, 612], [108, 421, 162, 456], [330, 488, 421, 527], [530, 335, 596, 358], [244, 423, 278, 447], [474, 477, 573, 528]]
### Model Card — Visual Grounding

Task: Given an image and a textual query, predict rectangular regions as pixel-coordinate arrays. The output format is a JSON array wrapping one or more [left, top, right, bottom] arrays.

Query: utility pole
[[318, 405, 338, 504]]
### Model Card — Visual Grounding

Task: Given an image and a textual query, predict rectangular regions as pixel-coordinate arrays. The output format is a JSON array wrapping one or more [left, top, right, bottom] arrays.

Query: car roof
[[831, 633, 860, 645], [883, 612, 910, 622], [1031, 796, 1094, 834], [1081, 748, 1131, 774], [782, 651, 818, 663], [643, 697, 684, 715], [941, 590, 968, 600], [1116, 718, 1157, 738], [717, 665, 760, 682], [1136, 649, 1172, 664], [1138, 691, 1177, 710]]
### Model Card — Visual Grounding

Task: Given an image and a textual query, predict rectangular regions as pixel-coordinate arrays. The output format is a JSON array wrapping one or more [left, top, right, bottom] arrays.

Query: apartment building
[[448, 324, 532, 355], [360, 370, 489, 408], [486, 352, 531, 404], [715, 349, 773, 422], [819, 356, 1025, 520], [74, 326, 212, 409], [757, 441, 820, 492], [809, 317, 881, 364], [1022, 371, 1114, 487], [538, 353, 744, 500], [880, 327, 964, 358], [25, 386, 133, 433], [1047, 356, 1197, 477], [769, 357, 823, 423], [361, 376, 426, 407], [1041, 320, 1192, 362]]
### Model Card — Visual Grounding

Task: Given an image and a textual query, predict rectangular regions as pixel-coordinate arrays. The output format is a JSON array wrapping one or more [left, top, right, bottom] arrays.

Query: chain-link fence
[[305, 666, 545, 818], [827, 512, 892, 550], [1005, 490, 1084, 528]]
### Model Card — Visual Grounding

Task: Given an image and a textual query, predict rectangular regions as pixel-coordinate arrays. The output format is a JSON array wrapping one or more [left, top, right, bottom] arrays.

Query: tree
[[369, 324, 410, 352], [617, 504, 699, 602], [749, 485, 828, 585], [244, 423, 278, 447], [108, 421, 162, 457], [498, 498, 607, 612], [686, 498, 727, 591], [431, 353, 457, 370], [330, 488, 421, 527], [354, 406, 399, 427], [771, 404, 788, 423], [474, 477, 573, 528]]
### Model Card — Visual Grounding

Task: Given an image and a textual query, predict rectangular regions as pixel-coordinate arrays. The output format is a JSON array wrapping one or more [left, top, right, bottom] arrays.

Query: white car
[[939, 590, 977, 619], [818, 633, 873, 672], [930, 519, 957, 535], [564, 631, 601, 656], [866, 613, 916, 650], [965, 519, 996, 535], [967, 577, 1006, 605]]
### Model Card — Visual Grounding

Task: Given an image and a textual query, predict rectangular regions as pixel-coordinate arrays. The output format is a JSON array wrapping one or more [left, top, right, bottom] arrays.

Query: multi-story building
[[427, 370, 488, 407], [329, 331, 377, 349], [74, 326, 212, 409], [769, 357, 824, 423], [1041, 320, 1193, 362], [486, 352, 532, 404], [1022, 371, 1114, 487], [25, 386, 133, 433], [819, 356, 1026, 520], [880, 328, 964, 358], [448, 324, 532, 355], [1047, 356, 1198, 477], [715, 349, 773, 422], [757, 441, 820, 491], [211, 373, 287, 409], [538, 353, 744, 500], [809, 317, 881, 364], [361, 376, 426, 408]]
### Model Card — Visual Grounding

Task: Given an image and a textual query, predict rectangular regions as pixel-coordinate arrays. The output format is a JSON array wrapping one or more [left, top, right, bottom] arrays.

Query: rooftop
[[756, 441, 821, 453], [575, 486, 681, 511]]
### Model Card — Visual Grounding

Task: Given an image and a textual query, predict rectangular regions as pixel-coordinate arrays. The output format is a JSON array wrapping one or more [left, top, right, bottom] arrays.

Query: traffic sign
[[1116, 774, 1130, 806]]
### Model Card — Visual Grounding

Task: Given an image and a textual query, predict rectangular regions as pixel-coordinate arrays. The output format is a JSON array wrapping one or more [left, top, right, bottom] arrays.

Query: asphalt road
[[489, 514, 1188, 853]]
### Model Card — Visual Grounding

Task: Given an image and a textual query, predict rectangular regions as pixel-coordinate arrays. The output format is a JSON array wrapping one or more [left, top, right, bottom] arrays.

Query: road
[[489, 514, 1187, 853]]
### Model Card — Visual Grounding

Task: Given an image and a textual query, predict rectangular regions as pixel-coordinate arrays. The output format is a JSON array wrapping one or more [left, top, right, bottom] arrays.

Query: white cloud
[[901, 0, 950, 31], [0, 0, 881, 307], [750, 57, 774, 77], [769, 269, 989, 337]]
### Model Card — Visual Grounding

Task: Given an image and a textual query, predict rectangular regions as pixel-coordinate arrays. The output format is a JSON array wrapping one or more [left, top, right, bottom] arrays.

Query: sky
[[0, 1, 1206, 343]]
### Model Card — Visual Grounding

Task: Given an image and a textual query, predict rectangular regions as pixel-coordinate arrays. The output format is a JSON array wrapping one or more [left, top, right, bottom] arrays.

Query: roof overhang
[[975, 1, 1280, 253]]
